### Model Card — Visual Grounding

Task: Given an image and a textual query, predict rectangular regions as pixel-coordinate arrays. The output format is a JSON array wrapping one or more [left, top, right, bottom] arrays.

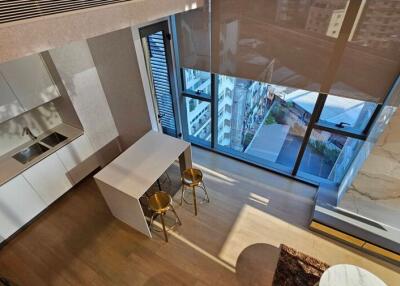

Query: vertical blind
[[175, 0, 400, 103], [147, 31, 177, 137]]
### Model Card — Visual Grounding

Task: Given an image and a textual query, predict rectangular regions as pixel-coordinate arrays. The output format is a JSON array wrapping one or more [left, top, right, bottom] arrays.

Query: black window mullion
[[362, 104, 382, 135], [292, 93, 327, 176], [181, 92, 212, 102], [313, 122, 367, 140], [211, 73, 218, 149]]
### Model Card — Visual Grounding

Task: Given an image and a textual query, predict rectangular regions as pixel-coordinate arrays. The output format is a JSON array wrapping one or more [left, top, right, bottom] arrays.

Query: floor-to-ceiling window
[[178, 68, 380, 185], [170, 0, 398, 187]]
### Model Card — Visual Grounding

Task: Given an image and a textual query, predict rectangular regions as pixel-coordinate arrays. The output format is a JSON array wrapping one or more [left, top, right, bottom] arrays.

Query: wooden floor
[[0, 147, 399, 285]]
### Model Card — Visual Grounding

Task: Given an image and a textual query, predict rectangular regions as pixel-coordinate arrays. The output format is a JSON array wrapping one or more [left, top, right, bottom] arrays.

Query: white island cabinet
[[0, 54, 60, 111], [0, 175, 46, 241], [94, 131, 192, 238], [23, 152, 72, 205]]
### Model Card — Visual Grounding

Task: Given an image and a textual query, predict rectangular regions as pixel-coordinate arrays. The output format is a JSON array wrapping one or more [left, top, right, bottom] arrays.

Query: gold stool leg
[[160, 213, 168, 242], [180, 182, 185, 205], [192, 186, 197, 216], [170, 204, 182, 225], [149, 212, 155, 229], [200, 180, 210, 203]]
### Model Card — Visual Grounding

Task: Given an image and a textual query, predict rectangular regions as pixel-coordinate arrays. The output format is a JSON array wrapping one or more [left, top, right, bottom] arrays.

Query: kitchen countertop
[[0, 123, 83, 186]]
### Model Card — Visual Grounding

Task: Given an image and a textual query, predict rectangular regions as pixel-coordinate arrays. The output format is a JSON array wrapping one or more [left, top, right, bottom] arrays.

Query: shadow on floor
[[236, 243, 280, 286]]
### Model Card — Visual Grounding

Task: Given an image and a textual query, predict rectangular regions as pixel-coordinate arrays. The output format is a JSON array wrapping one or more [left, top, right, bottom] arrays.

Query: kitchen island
[[94, 130, 192, 238]]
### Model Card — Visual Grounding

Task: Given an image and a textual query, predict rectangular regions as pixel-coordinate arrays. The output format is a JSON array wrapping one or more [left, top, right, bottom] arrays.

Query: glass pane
[[183, 68, 211, 97], [211, 0, 348, 93], [175, 3, 210, 71], [319, 94, 378, 131], [184, 97, 211, 143], [331, 1, 400, 103], [298, 129, 363, 183], [217, 74, 318, 171]]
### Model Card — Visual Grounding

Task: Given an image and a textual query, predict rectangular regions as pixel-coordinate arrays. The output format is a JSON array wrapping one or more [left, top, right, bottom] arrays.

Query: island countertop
[[94, 130, 190, 199]]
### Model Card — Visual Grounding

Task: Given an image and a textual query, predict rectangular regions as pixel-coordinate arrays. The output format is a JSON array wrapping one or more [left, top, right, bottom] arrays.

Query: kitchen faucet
[[22, 127, 37, 141]]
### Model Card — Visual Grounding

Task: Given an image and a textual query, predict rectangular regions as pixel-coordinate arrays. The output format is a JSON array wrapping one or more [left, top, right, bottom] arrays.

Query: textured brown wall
[[88, 28, 151, 150]]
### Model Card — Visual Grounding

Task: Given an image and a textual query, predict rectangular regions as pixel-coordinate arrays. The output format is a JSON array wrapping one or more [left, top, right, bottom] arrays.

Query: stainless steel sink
[[40, 132, 67, 147], [13, 143, 49, 164]]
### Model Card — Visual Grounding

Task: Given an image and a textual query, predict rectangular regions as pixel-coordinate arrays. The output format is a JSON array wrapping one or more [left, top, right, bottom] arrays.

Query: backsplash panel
[[0, 102, 62, 157]]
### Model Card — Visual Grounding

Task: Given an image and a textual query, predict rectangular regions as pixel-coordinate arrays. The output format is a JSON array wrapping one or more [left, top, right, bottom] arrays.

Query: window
[[298, 127, 363, 183], [318, 95, 378, 132], [178, 69, 379, 185], [184, 97, 211, 144], [216, 74, 318, 172], [183, 68, 211, 98]]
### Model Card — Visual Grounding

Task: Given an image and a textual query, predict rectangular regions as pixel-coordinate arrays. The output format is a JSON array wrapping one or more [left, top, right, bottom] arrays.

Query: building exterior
[[351, 0, 400, 54], [305, 0, 348, 37]]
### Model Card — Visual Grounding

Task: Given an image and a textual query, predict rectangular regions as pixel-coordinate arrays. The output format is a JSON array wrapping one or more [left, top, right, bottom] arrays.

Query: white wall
[[87, 28, 152, 150], [49, 41, 119, 151]]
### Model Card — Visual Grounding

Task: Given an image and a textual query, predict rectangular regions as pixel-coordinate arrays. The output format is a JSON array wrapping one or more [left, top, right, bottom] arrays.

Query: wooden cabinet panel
[[0, 175, 46, 240]]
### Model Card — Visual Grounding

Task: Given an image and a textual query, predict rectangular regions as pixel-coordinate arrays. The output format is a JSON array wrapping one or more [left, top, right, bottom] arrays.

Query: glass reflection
[[319, 94, 378, 131], [175, 1, 210, 71], [184, 97, 211, 143], [211, 0, 348, 92], [217, 74, 318, 171], [331, 0, 400, 102], [298, 130, 363, 183], [183, 68, 211, 97]]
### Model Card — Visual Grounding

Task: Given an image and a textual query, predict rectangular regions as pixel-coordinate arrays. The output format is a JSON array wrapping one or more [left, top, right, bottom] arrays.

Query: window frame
[[177, 68, 382, 186]]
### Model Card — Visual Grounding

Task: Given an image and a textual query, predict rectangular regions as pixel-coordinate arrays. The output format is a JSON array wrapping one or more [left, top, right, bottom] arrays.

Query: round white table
[[319, 264, 387, 286]]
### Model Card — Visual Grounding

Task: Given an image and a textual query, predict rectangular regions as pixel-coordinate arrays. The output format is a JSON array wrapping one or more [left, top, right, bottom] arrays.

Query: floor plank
[[0, 147, 398, 285]]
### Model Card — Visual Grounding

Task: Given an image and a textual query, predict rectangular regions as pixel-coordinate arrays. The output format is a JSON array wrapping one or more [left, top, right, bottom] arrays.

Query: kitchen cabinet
[[0, 175, 46, 240], [56, 134, 94, 171], [0, 72, 25, 123], [0, 54, 60, 111], [23, 152, 72, 205], [56, 134, 98, 184]]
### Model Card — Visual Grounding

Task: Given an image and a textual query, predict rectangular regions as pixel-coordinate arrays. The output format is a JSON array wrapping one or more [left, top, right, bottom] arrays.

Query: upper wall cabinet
[[0, 72, 25, 123], [0, 54, 60, 112]]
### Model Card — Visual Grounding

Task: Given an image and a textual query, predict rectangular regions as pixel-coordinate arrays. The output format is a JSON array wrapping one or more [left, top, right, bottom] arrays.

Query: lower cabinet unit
[[56, 135, 94, 170], [0, 133, 98, 242], [0, 175, 46, 241], [23, 152, 73, 205], [56, 134, 98, 184]]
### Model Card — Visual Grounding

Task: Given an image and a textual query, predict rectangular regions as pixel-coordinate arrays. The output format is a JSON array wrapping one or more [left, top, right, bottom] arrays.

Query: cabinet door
[[0, 54, 60, 111], [23, 152, 72, 205], [56, 134, 94, 171], [0, 175, 46, 240], [0, 72, 25, 123]]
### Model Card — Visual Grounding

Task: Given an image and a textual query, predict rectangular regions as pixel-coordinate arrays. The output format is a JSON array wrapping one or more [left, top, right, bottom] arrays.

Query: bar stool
[[148, 191, 182, 242], [180, 168, 210, 216]]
